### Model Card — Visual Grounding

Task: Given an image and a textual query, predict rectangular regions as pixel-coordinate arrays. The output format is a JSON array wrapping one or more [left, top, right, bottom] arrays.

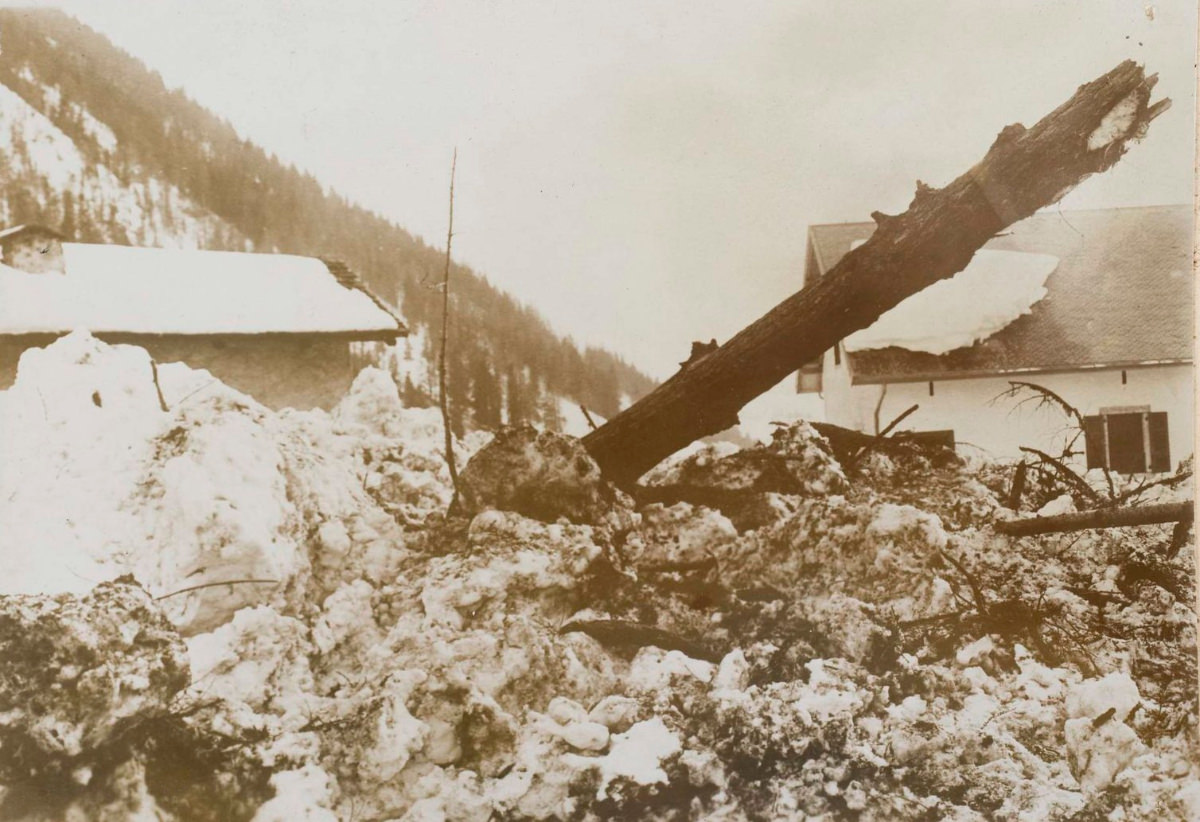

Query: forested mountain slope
[[0, 8, 654, 432]]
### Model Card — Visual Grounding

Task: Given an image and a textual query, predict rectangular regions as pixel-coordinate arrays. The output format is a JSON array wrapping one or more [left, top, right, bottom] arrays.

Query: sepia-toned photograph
[[0, 1, 1195, 819]]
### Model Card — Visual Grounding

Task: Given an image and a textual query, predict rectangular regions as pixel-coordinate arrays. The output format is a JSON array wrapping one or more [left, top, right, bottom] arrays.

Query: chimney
[[0, 225, 66, 274]]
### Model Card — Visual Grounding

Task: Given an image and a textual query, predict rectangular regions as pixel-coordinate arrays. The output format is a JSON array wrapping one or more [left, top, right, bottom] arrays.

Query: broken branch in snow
[[1005, 460, 1028, 511], [1018, 446, 1105, 506], [994, 500, 1193, 537], [1166, 519, 1192, 558], [149, 358, 169, 412], [581, 61, 1168, 485], [155, 578, 279, 600], [848, 404, 919, 467], [998, 381, 1117, 499], [559, 618, 729, 663]]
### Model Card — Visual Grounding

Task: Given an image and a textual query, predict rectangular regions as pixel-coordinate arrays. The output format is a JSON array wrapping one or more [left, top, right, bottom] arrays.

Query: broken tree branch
[[581, 61, 1168, 485], [1019, 446, 1104, 506], [994, 500, 1193, 537], [849, 403, 919, 466], [559, 618, 728, 663]]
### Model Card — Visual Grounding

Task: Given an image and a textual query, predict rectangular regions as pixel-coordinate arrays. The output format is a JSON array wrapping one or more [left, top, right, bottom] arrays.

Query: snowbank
[[0, 333, 1194, 820]]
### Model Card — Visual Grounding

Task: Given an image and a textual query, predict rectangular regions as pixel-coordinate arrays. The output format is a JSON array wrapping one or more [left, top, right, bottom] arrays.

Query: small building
[[799, 205, 1194, 473], [0, 226, 407, 410]]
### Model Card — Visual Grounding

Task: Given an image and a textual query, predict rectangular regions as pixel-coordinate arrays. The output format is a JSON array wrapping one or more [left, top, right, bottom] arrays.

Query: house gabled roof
[[805, 205, 1194, 383], [0, 242, 407, 339]]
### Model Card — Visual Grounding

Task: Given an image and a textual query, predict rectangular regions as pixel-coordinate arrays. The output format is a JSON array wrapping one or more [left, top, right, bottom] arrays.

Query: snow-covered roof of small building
[[805, 205, 1193, 383], [0, 241, 407, 338]]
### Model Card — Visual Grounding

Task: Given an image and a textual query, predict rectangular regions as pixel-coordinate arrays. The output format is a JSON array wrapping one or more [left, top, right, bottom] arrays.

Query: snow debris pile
[[0, 578, 189, 814], [458, 425, 624, 525], [0, 333, 1195, 820]]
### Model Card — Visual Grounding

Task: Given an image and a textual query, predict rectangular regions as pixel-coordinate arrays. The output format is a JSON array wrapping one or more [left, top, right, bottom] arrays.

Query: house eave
[[0, 328, 408, 345], [848, 358, 1193, 386]]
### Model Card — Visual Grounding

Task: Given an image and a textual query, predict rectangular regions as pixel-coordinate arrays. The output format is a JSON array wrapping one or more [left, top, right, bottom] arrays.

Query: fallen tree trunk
[[583, 61, 1168, 485], [995, 501, 1193, 537]]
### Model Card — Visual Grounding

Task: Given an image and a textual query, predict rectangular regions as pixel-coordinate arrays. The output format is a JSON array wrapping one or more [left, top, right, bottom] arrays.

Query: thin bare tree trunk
[[582, 61, 1168, 485], [995, 501, 1193, 537], [439, 149, 461, 497]]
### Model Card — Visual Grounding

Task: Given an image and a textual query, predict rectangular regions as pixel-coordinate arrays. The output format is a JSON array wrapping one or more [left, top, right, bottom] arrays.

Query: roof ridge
[[806, 202, 1191, 230], [319, 257, 408, 334]]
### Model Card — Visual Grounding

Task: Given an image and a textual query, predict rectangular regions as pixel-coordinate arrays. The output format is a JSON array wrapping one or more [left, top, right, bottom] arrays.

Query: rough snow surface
[[0, 334, 1195, 820], [571, 717, 683, 799], [0, 243, 401, 335], [843, 246, 1058, 354]]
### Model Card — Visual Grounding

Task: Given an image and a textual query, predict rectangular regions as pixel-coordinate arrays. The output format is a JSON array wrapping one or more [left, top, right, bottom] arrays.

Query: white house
[[798, 205, 1194, 473], [0, 225, 407, 409]]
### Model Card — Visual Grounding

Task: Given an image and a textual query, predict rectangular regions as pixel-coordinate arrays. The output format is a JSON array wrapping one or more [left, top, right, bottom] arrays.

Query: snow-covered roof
[[842, 246, 1059, 355], [0, 242, 406, 338], [806, 205, 1194, 382]]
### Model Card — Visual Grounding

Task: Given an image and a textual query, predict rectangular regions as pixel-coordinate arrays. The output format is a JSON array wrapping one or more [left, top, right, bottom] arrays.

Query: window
[[797, 357, 822, 393], [1083, 408, 1169, 474]]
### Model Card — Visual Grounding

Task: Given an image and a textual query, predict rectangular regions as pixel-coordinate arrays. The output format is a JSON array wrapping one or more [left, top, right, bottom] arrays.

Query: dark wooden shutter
[[1106, 413, 1146, 474], [1083, 415, 1106, 469], [1148, 412, 1170, 473]]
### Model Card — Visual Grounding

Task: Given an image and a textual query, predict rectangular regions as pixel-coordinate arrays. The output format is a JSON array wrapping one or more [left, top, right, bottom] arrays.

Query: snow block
[[457, 425, 620, 524], [0, 578, 189, 783]]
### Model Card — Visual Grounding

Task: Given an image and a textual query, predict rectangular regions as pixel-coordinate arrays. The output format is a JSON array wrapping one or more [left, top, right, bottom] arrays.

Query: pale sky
[[34, 0, 1198, 378]]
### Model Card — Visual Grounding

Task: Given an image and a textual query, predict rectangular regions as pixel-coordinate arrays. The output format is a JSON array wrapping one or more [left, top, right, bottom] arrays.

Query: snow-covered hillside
[[0, 79, 248, 250]]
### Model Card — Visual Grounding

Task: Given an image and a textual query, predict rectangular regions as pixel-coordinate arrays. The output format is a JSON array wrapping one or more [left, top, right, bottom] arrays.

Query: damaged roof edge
[[849, 357, 1193, 386], [319, 257, 409, 336]]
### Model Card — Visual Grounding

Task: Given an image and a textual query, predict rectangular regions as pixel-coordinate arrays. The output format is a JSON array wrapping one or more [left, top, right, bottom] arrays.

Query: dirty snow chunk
[[588, 696, 640, 732], [362, 673, 428, 783], [312, 580, 376, 654], [640, 421, 847, 500], [458, 425, 619, 524], [1065, 672, 1141, 721], [0, 579, 188, 781], [184, 605, 314, 723], [956, 635, 996, 667], [866, 503, 948, 549], [843, 246, 1057, 354], [557, 720, 610, 752], [252, 764, 339, 822], [1037, 493, 1076, 517], [547, 696, 589, 725], [713, 649, 751, 692], [1087, 92, 1140, 150], [566, 717, 683, 800], [1063, 673, 1145, 794], [1065, 715, 1145, 795], [627, 647, 715, 692]]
